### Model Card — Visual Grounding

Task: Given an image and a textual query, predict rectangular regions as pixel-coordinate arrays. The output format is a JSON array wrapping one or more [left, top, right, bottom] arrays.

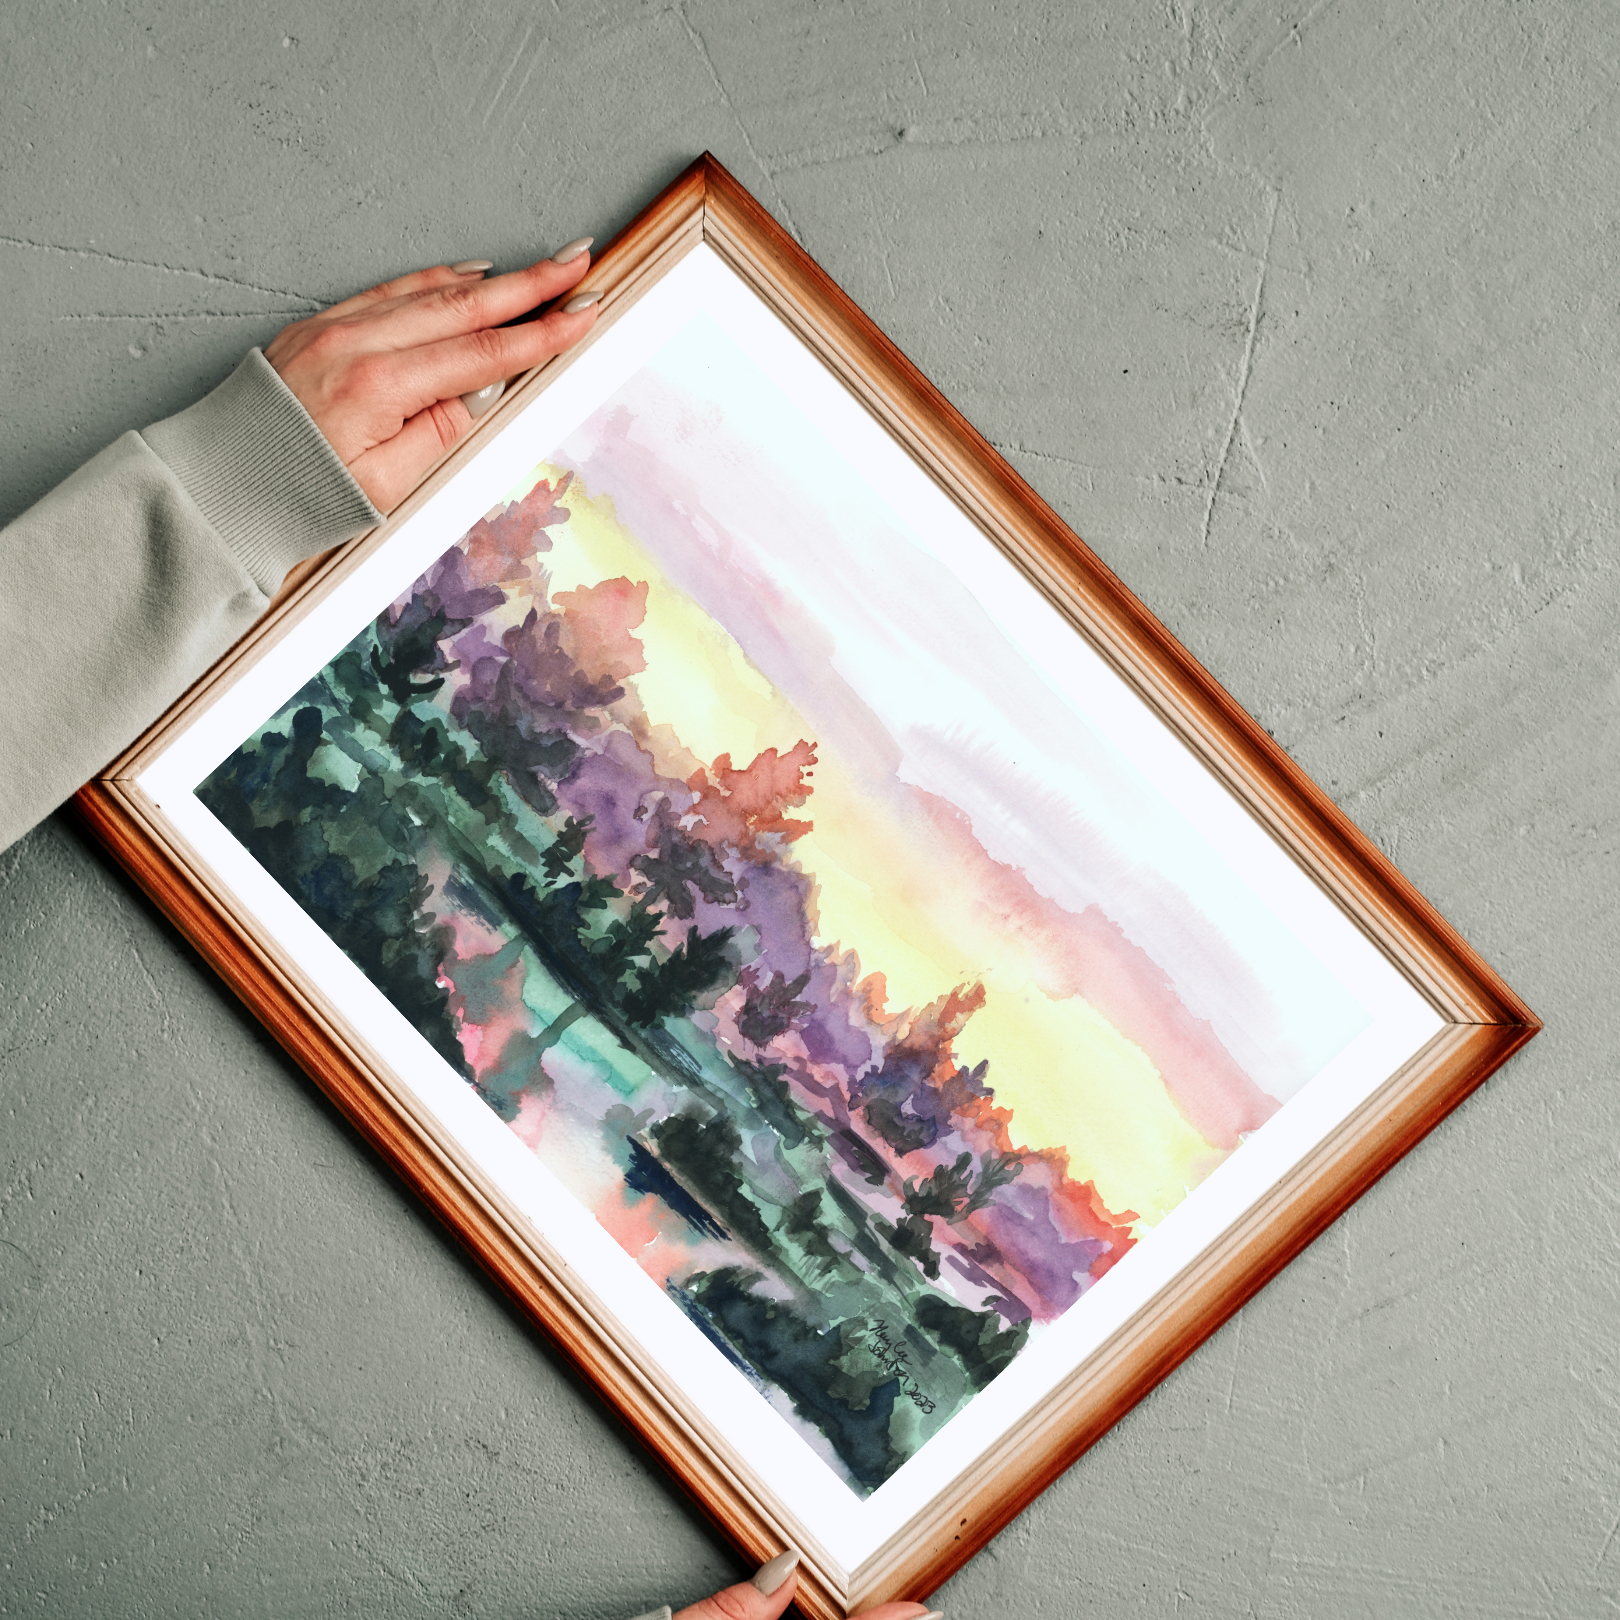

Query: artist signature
[[865, 1321, 936, 1414]]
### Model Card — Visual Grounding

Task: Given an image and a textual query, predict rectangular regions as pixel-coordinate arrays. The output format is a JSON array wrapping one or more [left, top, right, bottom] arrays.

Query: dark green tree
[[964, 1149, 1027, 1215], [913, 1294, 1030, 1392], [630, 816, 737, 918], [903, 1152, 975, 1218], [197, 706, 467, 1075], [881, 1212, 942, 1280], [541, 815, 594, 884], [371, 599, 467, 704], [528, 889, 669, 1055], [737, 969, 813, 1046], [621, 924, 737, 1029], [648, 1113, 775, 1256]]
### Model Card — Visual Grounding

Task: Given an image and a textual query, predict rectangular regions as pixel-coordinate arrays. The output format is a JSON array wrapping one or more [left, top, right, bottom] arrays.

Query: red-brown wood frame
[[74, 154, 1538, 1617]]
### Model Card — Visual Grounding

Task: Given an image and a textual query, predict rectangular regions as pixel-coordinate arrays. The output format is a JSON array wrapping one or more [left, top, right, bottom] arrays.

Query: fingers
[[318, 261, 490, 321], [361, 303, 601, 429], [341, 299, 599, 509], [665, 1551, 941, 1620], [264, 245, 602, 511], [672, 1573, 796, 1620], [345, 252, 593, 353], [262, 262, 491, 372], [277, 290, 598, 472]]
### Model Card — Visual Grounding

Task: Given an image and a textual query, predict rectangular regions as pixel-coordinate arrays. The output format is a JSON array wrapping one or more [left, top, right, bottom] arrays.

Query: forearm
[[0, 351, 378, 852]]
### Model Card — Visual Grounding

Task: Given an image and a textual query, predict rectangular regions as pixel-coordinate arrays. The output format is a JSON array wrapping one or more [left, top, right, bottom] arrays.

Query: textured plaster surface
[[1, 3, 1615, 1616]]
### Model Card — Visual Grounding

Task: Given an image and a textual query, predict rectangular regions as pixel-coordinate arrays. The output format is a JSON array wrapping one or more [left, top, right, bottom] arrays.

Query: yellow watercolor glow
[[543, 478, 806, 767], [966, 988, 1214, 1223], [529, 469, 1216, 1221], [791, 755, 1211, 1220]]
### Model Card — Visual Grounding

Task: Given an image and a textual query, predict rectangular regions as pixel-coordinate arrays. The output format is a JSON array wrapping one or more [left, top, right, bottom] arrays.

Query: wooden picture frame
[[73, 154, 1538, 1617]]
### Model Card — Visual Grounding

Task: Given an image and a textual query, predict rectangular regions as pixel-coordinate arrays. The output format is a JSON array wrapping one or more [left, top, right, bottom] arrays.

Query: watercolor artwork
[[194, 314, 1373, 1498]]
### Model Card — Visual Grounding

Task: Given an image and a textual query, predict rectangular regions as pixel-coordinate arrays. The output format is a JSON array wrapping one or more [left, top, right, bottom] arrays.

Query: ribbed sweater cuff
[[142, 348, 381, 595]]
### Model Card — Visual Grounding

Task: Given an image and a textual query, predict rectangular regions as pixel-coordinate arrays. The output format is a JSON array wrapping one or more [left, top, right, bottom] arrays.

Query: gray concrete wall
[[1, 3, 1613, 1615]]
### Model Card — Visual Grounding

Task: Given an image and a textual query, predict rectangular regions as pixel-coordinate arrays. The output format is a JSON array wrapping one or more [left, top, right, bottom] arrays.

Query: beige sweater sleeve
[[0, 350, 380, 852]]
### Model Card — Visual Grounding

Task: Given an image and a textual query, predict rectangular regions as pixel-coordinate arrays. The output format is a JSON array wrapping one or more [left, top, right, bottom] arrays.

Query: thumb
[[674, 1551, 800, 1620]]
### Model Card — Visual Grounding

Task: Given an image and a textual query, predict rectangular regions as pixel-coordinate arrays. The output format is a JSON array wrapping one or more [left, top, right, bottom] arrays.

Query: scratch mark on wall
[[770, 135, 898, 178], [1237, 415, 1270, 493], [1595, 1504, 1620, 1573], [482, 18, 537, 129], [993, 440, 1098, 493], [674, 3, 804, 244], [0, 236, 319, 304], [503, 28, 550, 119], [1261, 0, 1342, 69], [1350, 563, 1380, 687], [879, 248, 897, 301], [910, 48, 929, 100], [894, 113, 1083, 150], [0, 1238, 44, 1350], [995, 439, 1220, 499], [110, 901, 176, 1041], [53, 310, 313, 323], [1199, 189, 1278, 549], [1223, 1307, 1246, 1413]]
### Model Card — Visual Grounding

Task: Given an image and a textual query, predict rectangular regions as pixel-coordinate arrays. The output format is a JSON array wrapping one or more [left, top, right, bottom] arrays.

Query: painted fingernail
[[551, 235, 593, 263], [561, 288, 603, 314], [918, 1611, 946, 1619], [745, 1542, 797, 1594], [461, 379, 505, 418], [750, 1549, 800, 1594], [451, 259, 494, 275]]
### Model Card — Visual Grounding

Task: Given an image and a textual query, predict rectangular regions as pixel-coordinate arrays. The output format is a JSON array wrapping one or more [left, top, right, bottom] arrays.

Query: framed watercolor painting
[[74, 156, 1537, 1618]]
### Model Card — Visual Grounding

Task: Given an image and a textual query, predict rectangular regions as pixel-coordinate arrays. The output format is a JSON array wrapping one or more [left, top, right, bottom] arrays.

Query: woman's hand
[[671, 1550, 943, 1620], [263, 242, 600, 512]]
